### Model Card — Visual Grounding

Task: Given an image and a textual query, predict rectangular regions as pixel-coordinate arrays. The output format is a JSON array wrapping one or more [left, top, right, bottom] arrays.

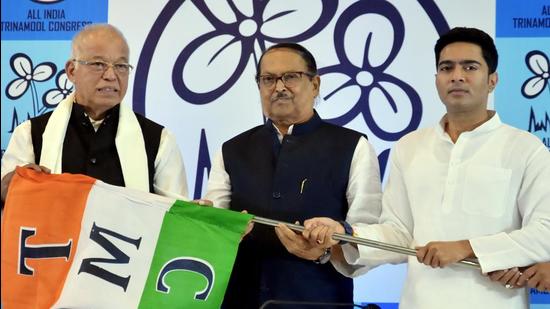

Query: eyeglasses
[[256, 71, 315, 88], [72, 59, 134, 74]]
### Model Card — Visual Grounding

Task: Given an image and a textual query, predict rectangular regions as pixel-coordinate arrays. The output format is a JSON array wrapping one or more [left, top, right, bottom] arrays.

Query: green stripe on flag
[[138, 201, 252, 308]]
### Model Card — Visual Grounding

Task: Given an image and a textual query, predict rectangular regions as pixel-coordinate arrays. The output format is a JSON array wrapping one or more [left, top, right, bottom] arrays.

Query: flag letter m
[[78, 222, 142, 291]]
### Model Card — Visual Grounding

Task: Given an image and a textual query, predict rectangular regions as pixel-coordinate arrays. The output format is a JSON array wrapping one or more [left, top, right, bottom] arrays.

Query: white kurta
[[343, 113, 550, 308]]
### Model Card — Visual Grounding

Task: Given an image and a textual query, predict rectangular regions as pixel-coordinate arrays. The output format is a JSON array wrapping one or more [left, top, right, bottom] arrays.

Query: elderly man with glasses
[[205, 42, 382, 308], [1, 24, 188, 202]]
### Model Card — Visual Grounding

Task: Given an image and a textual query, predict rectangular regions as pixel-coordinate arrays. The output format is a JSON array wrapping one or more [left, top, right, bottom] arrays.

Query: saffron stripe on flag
[[1, 168, 95, 309]]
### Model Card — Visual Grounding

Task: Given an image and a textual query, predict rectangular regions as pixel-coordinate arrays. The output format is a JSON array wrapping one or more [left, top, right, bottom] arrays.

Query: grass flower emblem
[[522, 50, 549, 99], [5, 53, 56, 116], [42, 70, 74, 108], [171, 0, 337, 104], [318, 0, 422, 142]]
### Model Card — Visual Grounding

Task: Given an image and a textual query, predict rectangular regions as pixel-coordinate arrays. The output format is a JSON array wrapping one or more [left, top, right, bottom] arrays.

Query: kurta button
[[90, 157, 97, 164], [272, 192, 281, 199]]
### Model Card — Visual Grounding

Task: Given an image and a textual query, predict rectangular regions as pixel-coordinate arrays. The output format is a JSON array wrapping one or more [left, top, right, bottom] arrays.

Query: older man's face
[[258, 48, 320, 127], [66, 29, 129, 115]]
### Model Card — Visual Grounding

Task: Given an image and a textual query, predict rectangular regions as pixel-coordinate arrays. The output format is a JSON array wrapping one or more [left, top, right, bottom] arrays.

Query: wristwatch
[[338, 220, 354, 245], [314, 247, 332, 264]]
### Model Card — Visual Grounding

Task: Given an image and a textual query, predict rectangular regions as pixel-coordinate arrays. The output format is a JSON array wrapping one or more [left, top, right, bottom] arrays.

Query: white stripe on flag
[[52, 181, 175, 308]]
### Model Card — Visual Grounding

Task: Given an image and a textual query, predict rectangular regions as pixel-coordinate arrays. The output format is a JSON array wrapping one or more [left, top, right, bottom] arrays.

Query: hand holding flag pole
[[252, 216, 481, 269]]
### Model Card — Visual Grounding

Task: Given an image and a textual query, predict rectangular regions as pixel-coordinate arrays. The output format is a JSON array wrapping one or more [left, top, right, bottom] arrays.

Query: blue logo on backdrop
[[171, 0, 338, 105], [0, 0, 107, 40], [1, 42, 73, 158], [520, 50, 549, 147], [134, 0, 449, 198], [494, 38, 550, 151], [5, 53, 56, 115], [4, 53, 72, 122], [317, 0, 422, 142], [522, 50, 550, 99], [134, 0, 338, 110]]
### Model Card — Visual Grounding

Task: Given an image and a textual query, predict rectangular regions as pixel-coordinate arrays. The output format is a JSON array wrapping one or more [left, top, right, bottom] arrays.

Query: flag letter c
[[156, 257, 215, 301]]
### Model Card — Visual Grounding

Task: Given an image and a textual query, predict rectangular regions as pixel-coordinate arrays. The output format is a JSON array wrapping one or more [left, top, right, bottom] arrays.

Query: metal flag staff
[[252, 216, 481, 269]]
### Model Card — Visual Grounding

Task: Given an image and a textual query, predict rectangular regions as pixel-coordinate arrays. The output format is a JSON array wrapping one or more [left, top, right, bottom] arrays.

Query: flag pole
[[252, 216, 481, 269]]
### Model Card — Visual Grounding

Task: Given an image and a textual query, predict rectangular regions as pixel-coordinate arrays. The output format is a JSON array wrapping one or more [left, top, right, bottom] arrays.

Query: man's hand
[[415, 240, 474, 268], [190, 200, 253, 241], [487, 267, 523, 289], [240, 210, 254, 240], [1, 164, 50, 203], [302, 217, 344, 247], [519, 263, 550, 292], [192, 199, 213, 206], [275, 222, 325, 261]]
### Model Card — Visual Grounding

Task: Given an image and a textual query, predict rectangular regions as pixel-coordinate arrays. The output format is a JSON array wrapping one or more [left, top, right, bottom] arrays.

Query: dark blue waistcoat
[[222, 112, 363, 309]]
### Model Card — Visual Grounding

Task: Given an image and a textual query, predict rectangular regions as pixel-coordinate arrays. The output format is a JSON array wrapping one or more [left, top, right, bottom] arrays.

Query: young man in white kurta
[[301, 27, 550, 309], [343, 112, 550, 308]]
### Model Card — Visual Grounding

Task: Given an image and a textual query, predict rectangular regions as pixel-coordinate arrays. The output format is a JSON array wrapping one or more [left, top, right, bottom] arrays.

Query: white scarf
[[39, 92, 150, 192]]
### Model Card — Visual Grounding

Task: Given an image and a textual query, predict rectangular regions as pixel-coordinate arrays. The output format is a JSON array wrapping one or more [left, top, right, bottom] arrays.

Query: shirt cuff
[[469, 232, 533, 273], [342, 243, 362, 265]]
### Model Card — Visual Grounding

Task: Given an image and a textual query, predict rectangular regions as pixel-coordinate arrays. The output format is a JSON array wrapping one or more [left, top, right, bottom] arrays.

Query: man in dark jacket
[[206, 42, 382, 308]]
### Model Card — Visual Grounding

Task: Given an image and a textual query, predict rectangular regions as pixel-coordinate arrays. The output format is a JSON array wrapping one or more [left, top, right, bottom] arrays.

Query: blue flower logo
[[42, 69, 73, 108], [172, 0, 338, 104], [318, 0, 422, 142], [521, 50, 549, 99], [5, 53, 56, 116], [134, 0, 338, 112]]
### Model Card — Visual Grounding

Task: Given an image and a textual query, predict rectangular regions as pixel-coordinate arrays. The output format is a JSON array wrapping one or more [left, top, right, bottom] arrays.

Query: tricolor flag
[[1, 167, 252, 308]]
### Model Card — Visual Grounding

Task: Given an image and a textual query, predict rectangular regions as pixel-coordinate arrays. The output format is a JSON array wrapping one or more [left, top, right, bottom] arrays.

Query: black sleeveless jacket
[[222, 112, 364, 309], [30, 103, 163, 193]]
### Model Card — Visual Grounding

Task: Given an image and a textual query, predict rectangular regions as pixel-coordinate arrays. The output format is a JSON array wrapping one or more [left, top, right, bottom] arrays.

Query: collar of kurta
[[39, 92, 150, 192], [266, 110, 323, 162], [437, 110, 502, 139]]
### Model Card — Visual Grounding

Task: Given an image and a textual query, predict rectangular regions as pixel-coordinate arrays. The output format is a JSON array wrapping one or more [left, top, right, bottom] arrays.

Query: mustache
[[271, 92, 293, 102]]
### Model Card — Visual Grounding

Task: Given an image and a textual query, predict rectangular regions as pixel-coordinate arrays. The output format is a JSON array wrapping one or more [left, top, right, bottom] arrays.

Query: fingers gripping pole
[[252, 216, 480, 269]]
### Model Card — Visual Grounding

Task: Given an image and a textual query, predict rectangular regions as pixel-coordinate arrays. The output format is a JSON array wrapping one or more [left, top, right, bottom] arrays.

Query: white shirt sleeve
[[470, 144, 550, 272], [1, 120, 35, 180], [339, 142, 414, 276], [331, 136, 384, 277], [345, 136, 382, 225], [152, 128, 189, 200], [204, 150, 231, 209]]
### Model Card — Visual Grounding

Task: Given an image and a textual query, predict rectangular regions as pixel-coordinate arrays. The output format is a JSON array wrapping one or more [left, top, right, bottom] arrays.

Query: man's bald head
[[71, 24, 129, 60]]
